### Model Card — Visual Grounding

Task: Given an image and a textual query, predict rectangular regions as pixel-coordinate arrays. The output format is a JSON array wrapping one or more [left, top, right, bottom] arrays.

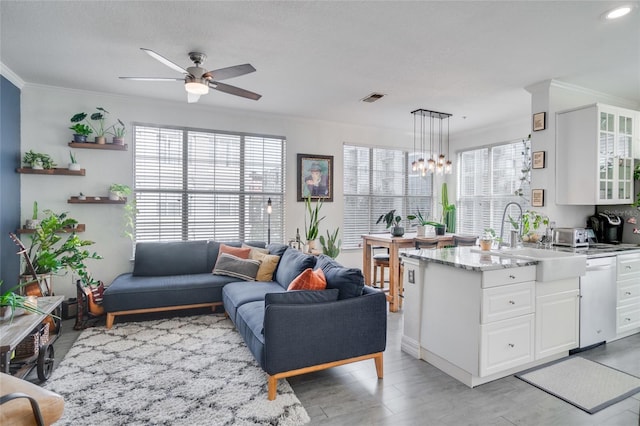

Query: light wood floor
[[44, 311, 640, 425]]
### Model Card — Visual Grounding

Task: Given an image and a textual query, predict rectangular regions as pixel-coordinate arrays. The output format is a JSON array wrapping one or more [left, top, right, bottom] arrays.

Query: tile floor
[[41, 311, 640, 425]]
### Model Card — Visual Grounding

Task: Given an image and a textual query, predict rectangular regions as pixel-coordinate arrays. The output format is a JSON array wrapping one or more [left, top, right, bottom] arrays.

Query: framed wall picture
[[532, 151, 546, 169], [532, 189, 545, 207], [533, 112, 546, 131], [297, 153, 334, 202]]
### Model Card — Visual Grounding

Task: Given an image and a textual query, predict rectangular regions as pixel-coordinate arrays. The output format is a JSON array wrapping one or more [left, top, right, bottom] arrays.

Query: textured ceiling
[[1, 1, 639, 137]]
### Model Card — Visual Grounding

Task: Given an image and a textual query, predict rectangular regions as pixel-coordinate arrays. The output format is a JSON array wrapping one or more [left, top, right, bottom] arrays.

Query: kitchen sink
[[473, 247, 587, 281]]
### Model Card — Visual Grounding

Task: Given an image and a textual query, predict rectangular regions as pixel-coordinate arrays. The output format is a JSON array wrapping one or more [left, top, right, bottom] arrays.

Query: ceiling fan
[[119, 48, 261, 103]]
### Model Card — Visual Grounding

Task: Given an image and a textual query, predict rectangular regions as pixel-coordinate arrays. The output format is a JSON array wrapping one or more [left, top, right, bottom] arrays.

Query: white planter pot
[[416, 225, 426, 237], [109, 192, 121, 201], [25, 219, 40, 229], [69, 163, 81, 171], [31, 161, 43, 170]]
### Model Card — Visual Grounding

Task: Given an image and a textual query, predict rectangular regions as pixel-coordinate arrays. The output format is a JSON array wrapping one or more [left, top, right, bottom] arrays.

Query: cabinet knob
[[508, 300, 515, 305], [508, 343, 515, 348], [626, 265, 632, 269], [625, 291, 632, 296], [509, 274, 516, 279]]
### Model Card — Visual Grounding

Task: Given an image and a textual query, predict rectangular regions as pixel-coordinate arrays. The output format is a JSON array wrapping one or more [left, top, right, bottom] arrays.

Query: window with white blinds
[[133, 124, 286, 244], [343, 144, 433, 249], [457, 138, 531, 239]]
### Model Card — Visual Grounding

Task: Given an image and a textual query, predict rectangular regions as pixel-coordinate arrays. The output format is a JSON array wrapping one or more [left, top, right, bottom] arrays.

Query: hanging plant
[[514, 135, 532, 200]]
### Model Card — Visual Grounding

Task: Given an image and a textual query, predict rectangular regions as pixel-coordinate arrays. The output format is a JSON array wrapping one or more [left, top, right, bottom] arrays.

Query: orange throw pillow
[[219, 243, 251, 259], [287, 268, 327, 291]]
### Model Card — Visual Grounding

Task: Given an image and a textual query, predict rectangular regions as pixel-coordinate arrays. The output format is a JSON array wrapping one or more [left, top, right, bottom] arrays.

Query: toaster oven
[[553, 227, 589, 247]]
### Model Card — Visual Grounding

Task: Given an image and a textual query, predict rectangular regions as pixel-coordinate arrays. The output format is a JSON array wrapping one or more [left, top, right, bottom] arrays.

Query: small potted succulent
[[377, 209, 404, 237], [68, 151, 81, 171], [25, 201, 39, 229], [109, 119, 126, 145], [407, 208, 431, 237], [109, 183, 131, 201]]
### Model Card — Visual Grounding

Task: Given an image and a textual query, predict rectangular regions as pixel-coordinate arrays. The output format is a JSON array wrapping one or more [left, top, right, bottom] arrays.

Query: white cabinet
[[615, 253, 640, 338], [556, 103, 638, 205], [535, 279, 579, 359]]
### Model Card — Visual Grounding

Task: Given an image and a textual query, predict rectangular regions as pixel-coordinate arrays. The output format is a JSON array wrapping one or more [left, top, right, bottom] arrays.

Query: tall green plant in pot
[[26, 210, 102, 288], [441, 182, 456, 234], [304, 196, 325, 252]]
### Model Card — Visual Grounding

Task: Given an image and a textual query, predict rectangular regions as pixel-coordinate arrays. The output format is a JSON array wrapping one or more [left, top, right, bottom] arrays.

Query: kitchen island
[[401, 247, 587, 387]]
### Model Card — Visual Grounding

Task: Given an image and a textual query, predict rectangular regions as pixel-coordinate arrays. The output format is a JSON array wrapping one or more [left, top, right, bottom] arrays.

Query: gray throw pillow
[[212, 253, 261, 281]]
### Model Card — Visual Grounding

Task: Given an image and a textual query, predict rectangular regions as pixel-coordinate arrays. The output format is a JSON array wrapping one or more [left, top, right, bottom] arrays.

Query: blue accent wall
[[0, 75, 21, 292]]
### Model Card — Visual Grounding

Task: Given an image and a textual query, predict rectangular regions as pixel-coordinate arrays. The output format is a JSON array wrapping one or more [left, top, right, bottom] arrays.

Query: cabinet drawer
[[616, 303, 640, 334], [482, 282, 535, 323], [482, 266, 536, 288], [480, 314, 534, 377], [617, 253, 640, 280], [618, 281, 640, 304]]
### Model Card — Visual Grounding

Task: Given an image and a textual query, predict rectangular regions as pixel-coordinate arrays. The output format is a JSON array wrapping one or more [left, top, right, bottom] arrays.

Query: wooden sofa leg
[[106, 313, 115, 329], [374, 353, 384, 379], [268, 376, 278, 400]]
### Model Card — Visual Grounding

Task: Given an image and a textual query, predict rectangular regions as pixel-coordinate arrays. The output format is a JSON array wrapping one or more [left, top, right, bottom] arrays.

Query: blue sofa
[[103, 240, 387, 400]]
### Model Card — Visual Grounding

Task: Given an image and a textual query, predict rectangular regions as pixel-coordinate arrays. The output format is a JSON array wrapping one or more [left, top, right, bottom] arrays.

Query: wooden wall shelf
[[68, 142, 128, 151], [17, 224, 86, 234], [68, 196, 126, 204], [16, 168, 85, 176]]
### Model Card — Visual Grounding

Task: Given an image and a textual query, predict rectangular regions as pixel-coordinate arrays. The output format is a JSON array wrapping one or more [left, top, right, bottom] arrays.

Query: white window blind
[[457, 138, 531, 239], [134, 124, 285, 244], [343, 144, 433, 249]]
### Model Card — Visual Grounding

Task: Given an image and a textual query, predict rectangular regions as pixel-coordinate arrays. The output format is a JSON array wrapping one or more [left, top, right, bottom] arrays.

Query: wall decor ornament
[[533, 112, 546, 131], [297, 154, 333, 202], [532, 189, 545, 207], [532, 151, 546, 169]]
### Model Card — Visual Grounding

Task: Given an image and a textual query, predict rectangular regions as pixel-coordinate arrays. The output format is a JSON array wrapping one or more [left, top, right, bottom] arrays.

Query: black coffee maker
[[587, 213, 623, 244]]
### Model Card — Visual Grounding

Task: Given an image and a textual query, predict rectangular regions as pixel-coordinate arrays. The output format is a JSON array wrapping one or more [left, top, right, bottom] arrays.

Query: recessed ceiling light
[[604, 5, 632, 20]]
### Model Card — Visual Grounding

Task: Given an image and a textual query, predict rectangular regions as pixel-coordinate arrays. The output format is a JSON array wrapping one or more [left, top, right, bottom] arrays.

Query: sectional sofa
[[103, 240, 387, 399]]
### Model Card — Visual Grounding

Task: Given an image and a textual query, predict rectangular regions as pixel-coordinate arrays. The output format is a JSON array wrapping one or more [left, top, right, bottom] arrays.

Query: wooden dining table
[[361, 232, 454, 312]]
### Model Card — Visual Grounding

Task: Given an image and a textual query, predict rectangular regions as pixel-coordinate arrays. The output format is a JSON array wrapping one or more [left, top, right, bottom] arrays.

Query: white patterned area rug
[[45, 314, 310, 425]]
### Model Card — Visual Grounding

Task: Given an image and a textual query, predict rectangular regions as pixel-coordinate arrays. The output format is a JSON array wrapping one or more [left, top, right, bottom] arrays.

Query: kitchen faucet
[[499, 202, 522, 248]]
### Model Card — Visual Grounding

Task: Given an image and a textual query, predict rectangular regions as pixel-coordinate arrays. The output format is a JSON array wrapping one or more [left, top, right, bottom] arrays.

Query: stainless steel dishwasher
[[576, 255, 617, 350]]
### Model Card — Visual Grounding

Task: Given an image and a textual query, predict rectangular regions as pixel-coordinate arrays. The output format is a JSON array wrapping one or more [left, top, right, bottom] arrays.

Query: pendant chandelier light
[[411, 108, 453, 176]]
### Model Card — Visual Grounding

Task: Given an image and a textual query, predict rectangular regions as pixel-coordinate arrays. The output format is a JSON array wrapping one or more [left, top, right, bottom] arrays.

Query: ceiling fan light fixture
[[185, 80, 209, 95], [604, 5, 632, 19]]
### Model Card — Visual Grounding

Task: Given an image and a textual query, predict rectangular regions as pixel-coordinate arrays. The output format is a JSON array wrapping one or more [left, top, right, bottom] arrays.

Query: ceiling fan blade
[[119, 77, 184, 81], [210, 81, 262, 101], [187, 92, 201, 103], [141, 48, 189, 74], [207, 64, 256, 81]]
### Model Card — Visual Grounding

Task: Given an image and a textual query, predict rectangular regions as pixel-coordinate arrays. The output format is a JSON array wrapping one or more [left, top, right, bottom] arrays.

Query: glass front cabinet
[[557, 103, 639, 205]]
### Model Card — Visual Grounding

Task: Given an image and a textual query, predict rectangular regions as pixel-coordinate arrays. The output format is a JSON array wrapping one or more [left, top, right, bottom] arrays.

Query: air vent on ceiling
[[361, 93, 385, 103]]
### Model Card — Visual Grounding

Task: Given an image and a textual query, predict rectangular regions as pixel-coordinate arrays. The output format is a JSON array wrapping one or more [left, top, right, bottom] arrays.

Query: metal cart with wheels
[[0, 296, 64, 382]]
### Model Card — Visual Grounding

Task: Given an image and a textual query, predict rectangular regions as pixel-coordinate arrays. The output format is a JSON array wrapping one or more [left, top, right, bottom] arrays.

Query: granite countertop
[[401, 246, 537, 272]]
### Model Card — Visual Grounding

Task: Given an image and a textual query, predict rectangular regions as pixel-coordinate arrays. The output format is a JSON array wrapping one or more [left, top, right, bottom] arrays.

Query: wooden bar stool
[[372, 252, 390, 290]]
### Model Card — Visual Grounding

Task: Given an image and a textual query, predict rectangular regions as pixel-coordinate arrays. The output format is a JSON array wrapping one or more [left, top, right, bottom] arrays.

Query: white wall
[[19, 85, 410, 297]]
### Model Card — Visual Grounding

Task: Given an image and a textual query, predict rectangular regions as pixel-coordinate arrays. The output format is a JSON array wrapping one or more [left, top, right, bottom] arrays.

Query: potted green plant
[[319, 228, 341, 259], [109, 119, 126, 145], [377, 209, 404, 237], [25, 210, 102, 287], [0, 281, 58, 321], [479, 228, 498, 251], [22, 150, 55, 170], [70, 107, 112, 144], [68, 151, 81, 171], [509, 210, 549, 243], [69, 120, 93, 143], [25, 201, 39, 230], [407, 208, 430, 237], [441, 183, 456, 234], [304, 195, 325, 251], [109, 183, 131, 201]]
